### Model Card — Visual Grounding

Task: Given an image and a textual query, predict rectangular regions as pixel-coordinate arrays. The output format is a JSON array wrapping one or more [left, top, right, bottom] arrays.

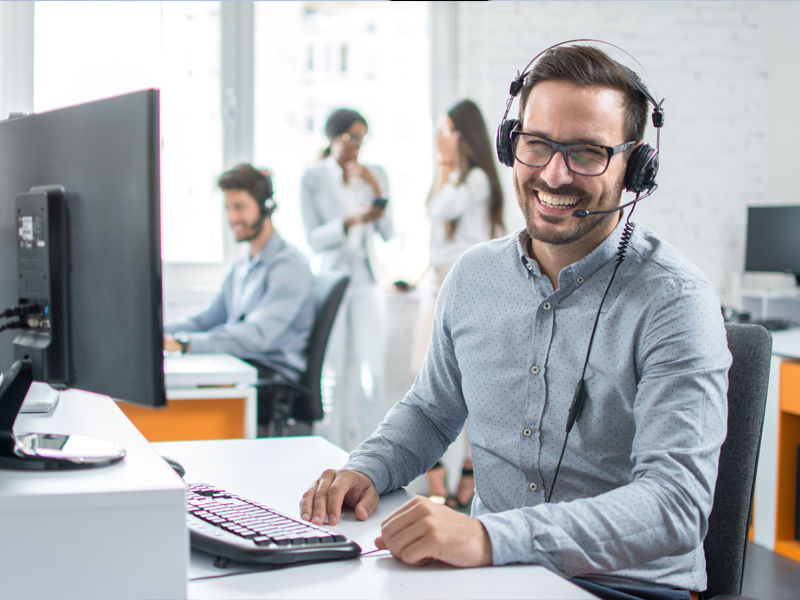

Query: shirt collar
[[514, 215, 632, 286], [245, 231, 284, 270]]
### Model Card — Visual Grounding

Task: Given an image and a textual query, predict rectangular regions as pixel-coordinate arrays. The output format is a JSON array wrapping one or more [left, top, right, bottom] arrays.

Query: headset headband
[[501, 39, 664, 133]]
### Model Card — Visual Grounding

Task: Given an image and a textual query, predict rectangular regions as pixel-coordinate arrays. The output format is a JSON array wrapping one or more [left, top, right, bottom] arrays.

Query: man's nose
[[539, 150, 574, 189]]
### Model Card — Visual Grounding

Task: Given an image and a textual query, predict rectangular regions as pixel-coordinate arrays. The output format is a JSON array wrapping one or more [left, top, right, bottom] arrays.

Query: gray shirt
[[164, 232, 314, 382], [345, 218, 731, 591]]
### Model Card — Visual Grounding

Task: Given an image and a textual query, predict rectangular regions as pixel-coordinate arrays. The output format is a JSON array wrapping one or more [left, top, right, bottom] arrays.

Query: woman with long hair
[[411, 99, 504, 508], [300, 108, 393, 452]]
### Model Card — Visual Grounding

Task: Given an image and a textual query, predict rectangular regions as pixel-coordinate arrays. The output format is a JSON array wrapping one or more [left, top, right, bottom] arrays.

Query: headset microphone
[[572, 184, 658, 218]]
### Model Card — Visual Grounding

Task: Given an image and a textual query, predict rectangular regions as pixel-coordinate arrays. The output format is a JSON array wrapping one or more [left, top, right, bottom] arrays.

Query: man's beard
[[513, 174, 623, 247], [236, 214, 265, 242]]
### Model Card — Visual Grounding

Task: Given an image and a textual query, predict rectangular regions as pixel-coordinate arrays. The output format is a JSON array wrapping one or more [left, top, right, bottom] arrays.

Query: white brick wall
[[444, 1, 790, 306]]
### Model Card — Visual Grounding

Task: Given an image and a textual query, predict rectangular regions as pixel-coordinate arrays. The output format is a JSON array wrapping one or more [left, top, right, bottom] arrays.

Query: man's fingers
[[399, 538, 436, 567], [325, 474, 354, 526], [299, 480, 320, 521], [353, 485, 380, 521], [304, 469, 338, 525]]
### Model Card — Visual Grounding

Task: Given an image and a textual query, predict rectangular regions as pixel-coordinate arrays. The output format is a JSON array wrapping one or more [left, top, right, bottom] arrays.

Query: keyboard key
[[186, 483, 361, 565]]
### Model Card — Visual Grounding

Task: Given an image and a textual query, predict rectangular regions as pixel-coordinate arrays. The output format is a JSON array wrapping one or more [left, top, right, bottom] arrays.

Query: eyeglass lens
[[340, 133, 365, 145], [513, 135, 609, 176]]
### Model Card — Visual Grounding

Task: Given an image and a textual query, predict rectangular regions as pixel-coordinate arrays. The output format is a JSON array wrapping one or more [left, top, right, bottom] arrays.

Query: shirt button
[[576, 276, 584, 284], [542, 302, 552, 310], [530, 365, 539, 374], [526, 263, 533, 271], [528, 482, 538, 491], [523, 428, 532, 437]]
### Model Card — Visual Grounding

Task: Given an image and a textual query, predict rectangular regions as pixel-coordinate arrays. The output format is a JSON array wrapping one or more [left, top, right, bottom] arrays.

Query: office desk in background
[[117, 354, 258, 441], [752, 328, 800, 563], [154, 436, 596, 600]]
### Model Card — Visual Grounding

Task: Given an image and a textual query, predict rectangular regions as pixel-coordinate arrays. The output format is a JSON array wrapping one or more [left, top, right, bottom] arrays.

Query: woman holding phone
[[411, 99, 504, 508], [300, 108, 393, 452]]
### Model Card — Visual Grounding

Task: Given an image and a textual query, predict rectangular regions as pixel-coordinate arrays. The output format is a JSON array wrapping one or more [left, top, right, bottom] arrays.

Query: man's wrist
[[173, 333, 191, 354], [474, 518, 494, 566]]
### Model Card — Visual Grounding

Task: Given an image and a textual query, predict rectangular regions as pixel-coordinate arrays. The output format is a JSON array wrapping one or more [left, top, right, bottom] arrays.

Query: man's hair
[[518, 45, 650, 144], [217, 163, 273, 205]]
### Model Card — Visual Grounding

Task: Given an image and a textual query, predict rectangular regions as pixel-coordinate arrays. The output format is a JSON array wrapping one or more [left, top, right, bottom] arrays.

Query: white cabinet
[[1, 390, 187, 599]]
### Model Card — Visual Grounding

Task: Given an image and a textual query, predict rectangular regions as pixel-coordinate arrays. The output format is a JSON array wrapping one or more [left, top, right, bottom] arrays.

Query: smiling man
[[164, 164, 314, 426], [301, 46, 730, 600]]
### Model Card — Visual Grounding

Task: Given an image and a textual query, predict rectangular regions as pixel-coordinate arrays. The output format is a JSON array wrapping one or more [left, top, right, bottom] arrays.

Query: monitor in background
[[745, 205, 800, 286], [0, 90, 165, 469]]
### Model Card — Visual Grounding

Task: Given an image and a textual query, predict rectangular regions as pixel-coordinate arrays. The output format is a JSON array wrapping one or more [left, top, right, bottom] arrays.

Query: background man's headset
[[258, 169, 277, 218], [495, 40, 666, 501]]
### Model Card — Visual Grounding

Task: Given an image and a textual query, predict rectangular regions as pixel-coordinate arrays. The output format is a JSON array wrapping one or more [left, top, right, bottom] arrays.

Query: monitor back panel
[[0, 90, 165, 407]]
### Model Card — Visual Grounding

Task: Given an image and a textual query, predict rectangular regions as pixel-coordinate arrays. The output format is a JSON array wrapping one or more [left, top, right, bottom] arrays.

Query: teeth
[[538, 192, 579, 208]]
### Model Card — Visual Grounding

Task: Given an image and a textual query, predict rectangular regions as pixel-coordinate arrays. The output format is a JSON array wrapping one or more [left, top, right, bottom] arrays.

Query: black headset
[[258, 169, 277, 217], [495, 39, 665, 196]]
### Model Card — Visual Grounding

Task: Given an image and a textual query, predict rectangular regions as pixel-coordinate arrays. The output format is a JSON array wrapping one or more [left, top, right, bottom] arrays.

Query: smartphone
[[372, 197, 388, 210]]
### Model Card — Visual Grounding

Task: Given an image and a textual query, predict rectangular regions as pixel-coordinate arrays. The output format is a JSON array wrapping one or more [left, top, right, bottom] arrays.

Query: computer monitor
[[745, 205, 800, 286], [0, 90, 166, 422]]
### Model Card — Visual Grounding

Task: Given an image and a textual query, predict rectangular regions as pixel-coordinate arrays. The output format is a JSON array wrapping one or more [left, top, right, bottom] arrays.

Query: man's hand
[[300, 469, 380, 526], [163, 334, 181, 353], [375, 496, 493, 568]]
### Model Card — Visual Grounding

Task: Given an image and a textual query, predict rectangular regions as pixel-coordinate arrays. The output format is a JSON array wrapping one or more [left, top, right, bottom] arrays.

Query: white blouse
[[428, 167, 493, 268]]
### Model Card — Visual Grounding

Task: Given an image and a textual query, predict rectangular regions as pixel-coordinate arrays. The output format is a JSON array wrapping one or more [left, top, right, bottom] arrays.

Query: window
[[253, 1, 432, 281], [34, 1, 224, 264]]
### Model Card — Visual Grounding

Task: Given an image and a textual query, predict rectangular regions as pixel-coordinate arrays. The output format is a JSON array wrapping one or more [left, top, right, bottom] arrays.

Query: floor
[[741, 542, 800, 600]]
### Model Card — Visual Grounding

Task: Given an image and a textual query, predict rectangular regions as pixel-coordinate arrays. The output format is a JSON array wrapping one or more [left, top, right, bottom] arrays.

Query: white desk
[[164, 353, 258, 388], [4, 390, 187, 599], [153, 437, 596, 600], [117, 354, 259, 441]]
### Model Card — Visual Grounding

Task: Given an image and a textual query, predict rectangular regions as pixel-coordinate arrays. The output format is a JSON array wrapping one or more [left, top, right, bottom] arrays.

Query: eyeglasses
[[339, 132, 366, 145], [511, 131, 635, 176]]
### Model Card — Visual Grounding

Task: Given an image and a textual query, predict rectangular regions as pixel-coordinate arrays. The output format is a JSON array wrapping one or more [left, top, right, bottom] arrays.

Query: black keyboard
[[186, 483, 361, 565]]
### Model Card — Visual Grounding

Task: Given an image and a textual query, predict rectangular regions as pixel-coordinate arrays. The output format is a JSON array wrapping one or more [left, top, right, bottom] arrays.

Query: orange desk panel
[[117, 397, 247, 442]]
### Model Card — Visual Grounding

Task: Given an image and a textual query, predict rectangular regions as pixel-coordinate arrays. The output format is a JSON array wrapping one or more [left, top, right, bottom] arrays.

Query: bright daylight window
[[34, 1, 224, 264], [253, 1, 432, 282]]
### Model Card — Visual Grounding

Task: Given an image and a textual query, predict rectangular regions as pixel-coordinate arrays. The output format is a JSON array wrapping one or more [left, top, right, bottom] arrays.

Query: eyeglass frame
[[339, 132, 366, 145], [510, 130, 635, 176]]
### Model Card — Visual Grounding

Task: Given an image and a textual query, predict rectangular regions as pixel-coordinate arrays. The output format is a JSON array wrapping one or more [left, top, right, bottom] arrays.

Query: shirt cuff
[[180, 332, 215, 354], [476, 511, 541, 567], [342, 454, 392, 496]]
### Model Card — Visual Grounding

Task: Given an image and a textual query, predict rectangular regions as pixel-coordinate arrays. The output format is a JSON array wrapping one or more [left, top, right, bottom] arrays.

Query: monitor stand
[[0, 359, 126, 470]]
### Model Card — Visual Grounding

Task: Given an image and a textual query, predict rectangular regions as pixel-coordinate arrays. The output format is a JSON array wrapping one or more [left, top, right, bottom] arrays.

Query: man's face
[[513, 80, 629, 248], [224, 189, 264, 242]]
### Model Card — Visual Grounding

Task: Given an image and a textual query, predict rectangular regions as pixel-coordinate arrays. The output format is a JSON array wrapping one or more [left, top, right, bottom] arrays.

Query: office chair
[[703, 323, 772, 599], [257, 273, 350, 437]]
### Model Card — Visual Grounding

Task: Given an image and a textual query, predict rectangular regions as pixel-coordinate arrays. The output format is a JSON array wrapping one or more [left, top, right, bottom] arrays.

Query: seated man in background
[[164, 164, 315, 429], [300, 45, 730, 600]]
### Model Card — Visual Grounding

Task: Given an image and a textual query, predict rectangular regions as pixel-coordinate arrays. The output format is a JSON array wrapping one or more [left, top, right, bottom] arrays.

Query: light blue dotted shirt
[[164, 232, 314, 381], [345, 218, 731, 591]]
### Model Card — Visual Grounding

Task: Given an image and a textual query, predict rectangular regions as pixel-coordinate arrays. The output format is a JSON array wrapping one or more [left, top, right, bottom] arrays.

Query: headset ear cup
[[495, 119, 519, 167], [624, 144, 659, 193], [263, 197, 277, 217]]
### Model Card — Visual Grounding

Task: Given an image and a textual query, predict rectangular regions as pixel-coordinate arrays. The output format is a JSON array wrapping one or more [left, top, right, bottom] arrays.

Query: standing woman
[[411, 99, 504, 507], [300, 108, 393, 452]]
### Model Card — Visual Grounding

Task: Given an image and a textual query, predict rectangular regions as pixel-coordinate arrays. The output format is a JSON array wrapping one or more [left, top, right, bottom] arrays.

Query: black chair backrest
[[293, 273, 349, 423], [704, 323, 772, 598]]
